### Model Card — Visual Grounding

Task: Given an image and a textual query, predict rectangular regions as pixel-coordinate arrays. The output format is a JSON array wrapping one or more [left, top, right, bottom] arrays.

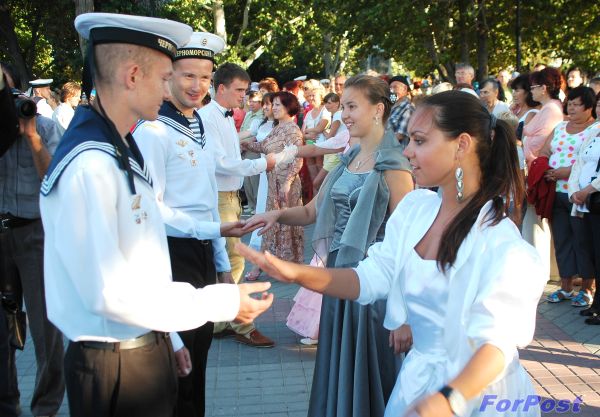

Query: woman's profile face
[[404, 107, 460, 189], [262, 99, 273, 118], [566, 97, 591, 122], [512, 87, 526, 106], [271, 97, 289, 120]]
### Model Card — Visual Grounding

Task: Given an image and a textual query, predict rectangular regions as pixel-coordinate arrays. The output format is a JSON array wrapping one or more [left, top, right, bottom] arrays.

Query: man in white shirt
[[52, 81, 81, 135], [199, 63, 276, 347], [40, 13, 273, 417], [134, 31, 256, 417]]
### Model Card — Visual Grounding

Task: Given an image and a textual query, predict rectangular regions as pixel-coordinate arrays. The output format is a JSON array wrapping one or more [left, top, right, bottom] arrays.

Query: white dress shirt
[[134, 116, 231, 272], [198, 100, 267, 191], [52, 102, 75, 135], [40, 150, 240, 350], [35, 98, 54, 119]]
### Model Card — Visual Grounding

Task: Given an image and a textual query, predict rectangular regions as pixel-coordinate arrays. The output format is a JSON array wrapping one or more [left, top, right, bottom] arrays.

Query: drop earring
[[374, 117, 379, 125], [455, 166, 464, 202]]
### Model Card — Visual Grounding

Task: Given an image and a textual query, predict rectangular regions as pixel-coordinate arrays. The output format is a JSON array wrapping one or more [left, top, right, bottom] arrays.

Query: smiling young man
[[40, 14, 273, 417], [199, 63, 276, 348], [133, 32, 257, 417]]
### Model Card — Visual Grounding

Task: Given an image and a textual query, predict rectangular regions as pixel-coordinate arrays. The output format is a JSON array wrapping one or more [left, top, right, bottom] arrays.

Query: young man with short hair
[[40, 13, 273, 417], [199, 63, 276, 347]]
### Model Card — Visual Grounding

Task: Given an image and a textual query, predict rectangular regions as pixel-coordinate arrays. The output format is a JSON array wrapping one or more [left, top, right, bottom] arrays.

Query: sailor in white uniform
[[40, 13, 273, 417], [133, 32, 252, 417], [29, 78, 55, 119]]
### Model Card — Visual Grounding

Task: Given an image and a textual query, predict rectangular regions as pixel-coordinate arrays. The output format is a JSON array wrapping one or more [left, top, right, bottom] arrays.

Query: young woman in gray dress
[[243, 75, 414, 416]]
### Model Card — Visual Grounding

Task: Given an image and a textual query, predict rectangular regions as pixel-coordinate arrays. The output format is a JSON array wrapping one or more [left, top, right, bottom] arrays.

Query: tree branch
[[236, 0, 252, 47]]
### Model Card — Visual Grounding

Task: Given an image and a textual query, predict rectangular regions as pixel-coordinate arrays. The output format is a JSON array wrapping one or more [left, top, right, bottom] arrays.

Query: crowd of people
[[0, 10, 599, 417]]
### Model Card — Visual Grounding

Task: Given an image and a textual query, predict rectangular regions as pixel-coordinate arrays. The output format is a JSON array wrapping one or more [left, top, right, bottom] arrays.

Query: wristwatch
[[439, 385, 467, 416]]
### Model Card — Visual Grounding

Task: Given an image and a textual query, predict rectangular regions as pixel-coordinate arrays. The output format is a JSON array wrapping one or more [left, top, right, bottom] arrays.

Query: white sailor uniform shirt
[[133, 107, 230, 272], [40, 107, 240, 351], [198, 100, 267, 192]]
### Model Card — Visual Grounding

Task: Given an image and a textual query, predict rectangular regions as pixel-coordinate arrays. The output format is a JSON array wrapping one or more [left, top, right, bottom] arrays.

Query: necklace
[[354, 152, 376, 169]]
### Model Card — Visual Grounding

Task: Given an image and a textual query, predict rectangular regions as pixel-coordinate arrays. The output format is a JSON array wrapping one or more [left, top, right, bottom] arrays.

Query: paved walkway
[[14, 224, 600, 416]]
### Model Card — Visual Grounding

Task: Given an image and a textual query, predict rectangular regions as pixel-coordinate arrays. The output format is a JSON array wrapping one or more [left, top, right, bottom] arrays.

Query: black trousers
[[64, 334, 178, 417], [0, 306, 18, 417], [167, 237, 217, 417], [0, 219, 65, 415]]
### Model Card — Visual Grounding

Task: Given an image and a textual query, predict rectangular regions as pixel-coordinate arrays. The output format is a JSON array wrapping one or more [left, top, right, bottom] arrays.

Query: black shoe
[[585, 315, 600, 325], [580, 307, 599, 317]]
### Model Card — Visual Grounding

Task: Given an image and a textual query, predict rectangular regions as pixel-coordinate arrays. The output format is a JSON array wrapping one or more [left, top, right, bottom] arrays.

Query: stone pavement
[[13, 223, 600, 416]]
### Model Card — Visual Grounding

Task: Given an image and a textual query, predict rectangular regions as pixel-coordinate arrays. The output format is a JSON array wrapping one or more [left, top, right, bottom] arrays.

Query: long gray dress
[[308, 168, 398, 417]]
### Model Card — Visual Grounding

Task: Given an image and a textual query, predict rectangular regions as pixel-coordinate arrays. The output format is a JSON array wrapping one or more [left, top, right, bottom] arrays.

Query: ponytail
[[420, 91, 524, 273]]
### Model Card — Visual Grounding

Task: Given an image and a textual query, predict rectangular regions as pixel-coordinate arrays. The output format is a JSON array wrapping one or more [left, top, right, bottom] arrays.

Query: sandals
[[546, 289, 574, 303], [571, 290, 593, 307], [244, 269, 261, 282]]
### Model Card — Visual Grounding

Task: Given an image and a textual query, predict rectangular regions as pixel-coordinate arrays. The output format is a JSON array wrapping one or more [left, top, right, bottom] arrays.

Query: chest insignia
[[131, 195, 142, 210], [176, 139, 188, 147]]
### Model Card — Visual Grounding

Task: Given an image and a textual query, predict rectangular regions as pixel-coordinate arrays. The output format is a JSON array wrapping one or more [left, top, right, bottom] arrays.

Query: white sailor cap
[[75, 12, 192, 59], [29, 78, 53, 87], [174, 32, 226, 62], [294, 75, 307, 81]]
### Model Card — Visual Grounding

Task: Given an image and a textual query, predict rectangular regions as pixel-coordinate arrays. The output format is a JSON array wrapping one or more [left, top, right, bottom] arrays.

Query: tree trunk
[[457, 0, 470, 63], [75, 0, 94, 57], [213, 0, 227, 43], [323, 32, 333, 77], [0, 3, 31, 89], [236, 0, 252, 47], [475, 0, 488, 81]]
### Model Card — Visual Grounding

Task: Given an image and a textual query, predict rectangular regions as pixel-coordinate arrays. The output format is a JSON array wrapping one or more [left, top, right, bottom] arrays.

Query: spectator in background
[[243, 91, 304, 264], [302, 85, 331, 190], [334, 73, 346, 95], [541, 86, 598, 308], [589, 77, 600, 96], [431, 82, 453, 95], [52, 81, 81, 136], [497, 69, 513, 103], [29, 78, 55, 118], [479, 78, 510, 116], [454, 62, 475, 86], [387, 75, 414, 148], [241, 91, 264, 214], [567, 91, 600, 324], [510, 74, 541, 172], [522, 67, 565, 279], [566, 67, 585, 90], [259, 77, 279, 94]]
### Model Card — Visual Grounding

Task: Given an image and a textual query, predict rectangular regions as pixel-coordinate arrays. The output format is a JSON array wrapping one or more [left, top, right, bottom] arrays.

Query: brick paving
[[13, 223, 600, 416]]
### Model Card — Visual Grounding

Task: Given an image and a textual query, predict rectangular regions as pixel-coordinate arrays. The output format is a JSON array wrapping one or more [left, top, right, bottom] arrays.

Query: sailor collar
[[41, 106, 152, 196], [134, 101, 206, 147]]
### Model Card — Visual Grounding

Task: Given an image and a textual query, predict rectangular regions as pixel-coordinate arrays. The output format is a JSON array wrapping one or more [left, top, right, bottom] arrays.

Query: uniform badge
[[191, 159, 197, 167], [131, 195, 142, 210], [176, 139, 188, 147], [188, 150, 195, 158]]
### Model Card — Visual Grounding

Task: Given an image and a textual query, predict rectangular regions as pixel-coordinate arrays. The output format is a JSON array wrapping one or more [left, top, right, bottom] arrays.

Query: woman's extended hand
[[242, 210, 280, 235], [389, 324, 413, 354], [235, 242, 300, 283], [404, 392, 452, 417]]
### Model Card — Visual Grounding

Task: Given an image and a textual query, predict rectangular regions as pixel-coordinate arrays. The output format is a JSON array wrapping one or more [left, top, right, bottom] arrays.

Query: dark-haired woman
[[238, 90, 545, 417], [542, 87, 599, 307], [522, 67, 565, 277], [243, 92, 304, 264], [479, 78, 510, 116], [568, 91, 600, 324], [243, 75, 414, 417]]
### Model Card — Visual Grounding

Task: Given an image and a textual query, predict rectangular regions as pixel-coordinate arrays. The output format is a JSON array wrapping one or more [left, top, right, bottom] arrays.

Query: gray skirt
[[308, 250, 401, 417]]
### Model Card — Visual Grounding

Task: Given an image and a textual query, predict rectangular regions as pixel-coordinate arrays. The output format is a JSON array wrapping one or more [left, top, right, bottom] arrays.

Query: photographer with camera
[[0, 62, 64, 417]]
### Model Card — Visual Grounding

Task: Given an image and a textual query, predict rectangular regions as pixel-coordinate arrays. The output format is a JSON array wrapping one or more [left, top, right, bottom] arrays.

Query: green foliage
[[0, 0, 598, 89]]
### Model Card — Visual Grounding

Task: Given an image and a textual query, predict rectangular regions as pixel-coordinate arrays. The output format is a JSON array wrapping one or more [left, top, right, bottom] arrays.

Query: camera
[[11, 88, 36, 119]]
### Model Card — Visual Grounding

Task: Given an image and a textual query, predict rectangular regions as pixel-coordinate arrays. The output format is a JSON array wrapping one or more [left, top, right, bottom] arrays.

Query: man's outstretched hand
[[235, 281, 274, 324]]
